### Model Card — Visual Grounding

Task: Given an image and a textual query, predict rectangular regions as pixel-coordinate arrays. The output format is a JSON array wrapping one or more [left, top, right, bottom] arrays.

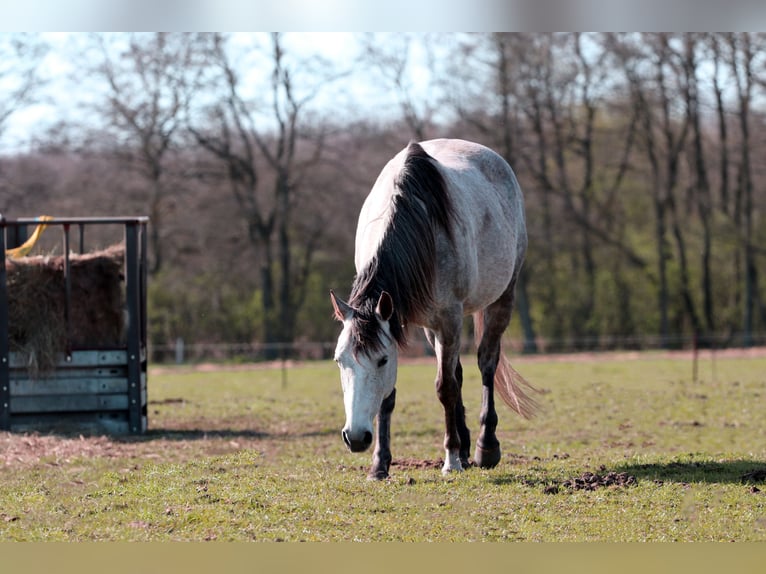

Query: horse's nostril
[[342, 429, 373, 452]]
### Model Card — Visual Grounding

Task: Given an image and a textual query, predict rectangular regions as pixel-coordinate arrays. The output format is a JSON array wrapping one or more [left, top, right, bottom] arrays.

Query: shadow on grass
[[490, 459, 766, 487], [613, 459, 766, 485], [109, 427, 339, 443]]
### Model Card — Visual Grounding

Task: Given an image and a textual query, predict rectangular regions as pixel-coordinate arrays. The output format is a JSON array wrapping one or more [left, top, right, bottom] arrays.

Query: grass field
[[0, 351, 764, 541]]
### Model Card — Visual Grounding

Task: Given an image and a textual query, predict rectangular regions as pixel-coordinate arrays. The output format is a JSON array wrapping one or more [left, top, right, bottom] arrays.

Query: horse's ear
[[376, 291, 394, 322], [330, 290, 353, 321]]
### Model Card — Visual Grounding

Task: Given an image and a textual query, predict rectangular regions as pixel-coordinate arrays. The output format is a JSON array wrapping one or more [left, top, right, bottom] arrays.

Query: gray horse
[[331, 138, 537, 479]]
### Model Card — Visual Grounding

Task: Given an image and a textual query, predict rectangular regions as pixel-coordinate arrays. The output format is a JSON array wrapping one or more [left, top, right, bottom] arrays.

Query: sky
[[1, 32, 440, 152], [3, 0, 766, 151], [2, 0, 766, 33], [3, 1, 515, 33]]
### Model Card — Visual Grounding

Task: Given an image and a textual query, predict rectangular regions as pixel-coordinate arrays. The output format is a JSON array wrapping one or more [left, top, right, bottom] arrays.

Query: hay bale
[[6, 244, 126, 374]]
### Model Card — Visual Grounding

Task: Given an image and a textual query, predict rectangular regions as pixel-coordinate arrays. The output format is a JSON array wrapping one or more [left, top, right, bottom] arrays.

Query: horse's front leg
[[454, 358, 471, 469], [426, 329, 470, 469], [433, 313, 465, 475], [368, 388, 396, 480]]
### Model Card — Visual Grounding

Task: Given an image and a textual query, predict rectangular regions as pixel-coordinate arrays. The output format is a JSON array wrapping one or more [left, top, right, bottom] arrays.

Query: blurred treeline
[[1, 33, 765, 355]]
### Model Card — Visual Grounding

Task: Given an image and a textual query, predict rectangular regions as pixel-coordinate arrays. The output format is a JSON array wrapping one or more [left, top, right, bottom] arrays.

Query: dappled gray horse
[[331, 138, 537, 479]]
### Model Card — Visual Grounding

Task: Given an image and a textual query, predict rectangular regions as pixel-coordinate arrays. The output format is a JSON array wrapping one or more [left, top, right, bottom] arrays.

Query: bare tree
[[611, 34, 689, 347], [726, 33, 761, 346], [188, 33, 339, 352], [358, 33, 441, 141], [525, 34, 606, 347], [514, 34, 645, 348], [0, 34, 47, 142], [681, 34, 716, 338], [709, 35, 732, 216], [86, 33, 201, 274], [0, 34, 48, 213], [653, 35, 701, 341]]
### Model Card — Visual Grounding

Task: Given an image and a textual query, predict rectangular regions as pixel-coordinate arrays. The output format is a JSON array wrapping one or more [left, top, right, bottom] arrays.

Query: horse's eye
[[377, 356, 388, 368]]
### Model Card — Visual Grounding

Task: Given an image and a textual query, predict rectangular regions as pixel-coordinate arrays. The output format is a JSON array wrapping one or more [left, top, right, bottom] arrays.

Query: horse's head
[[330, 290, 399, 453]]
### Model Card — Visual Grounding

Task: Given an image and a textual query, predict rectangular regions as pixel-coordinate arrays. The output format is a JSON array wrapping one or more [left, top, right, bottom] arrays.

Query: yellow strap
[[6, 216, 54, 258]]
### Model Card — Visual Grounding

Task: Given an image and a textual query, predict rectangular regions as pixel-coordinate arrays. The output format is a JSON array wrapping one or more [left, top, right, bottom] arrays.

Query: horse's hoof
[[367, 469, 389, 481], [474, 444, 501, 469], [441, 450, 464, 475]]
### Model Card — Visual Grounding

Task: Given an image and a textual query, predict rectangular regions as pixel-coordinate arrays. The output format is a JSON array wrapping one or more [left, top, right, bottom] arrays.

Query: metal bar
[[6, 217, 149, 225], [10, 393, 130, 414], [0, 221, 10, 430], [124, 222, 143, 434], [63, 224, 72, 360], [8, 349, 129, 369], [78, 223, 85, 254], [140, 221, 148, 348], [6, 224, 28, 250]]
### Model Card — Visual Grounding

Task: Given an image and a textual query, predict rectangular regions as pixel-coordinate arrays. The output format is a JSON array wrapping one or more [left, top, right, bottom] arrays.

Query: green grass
[[0, 353, 764, 541]]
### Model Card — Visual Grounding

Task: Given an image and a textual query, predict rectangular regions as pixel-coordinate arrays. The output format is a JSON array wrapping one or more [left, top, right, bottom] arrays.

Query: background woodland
[[2, 33, 765, 359]]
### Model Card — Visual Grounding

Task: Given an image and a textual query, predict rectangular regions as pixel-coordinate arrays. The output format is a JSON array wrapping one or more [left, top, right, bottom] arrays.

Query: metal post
[[0, 220, 11, 430], [691, 331, 698, 383], [140, 220, 148, 348], [63, 224, 72, 361], [175, 337, 185, 365], [125, 222, 143, 434], [7, 224, 27, 250], [78, 223, 85, 254]]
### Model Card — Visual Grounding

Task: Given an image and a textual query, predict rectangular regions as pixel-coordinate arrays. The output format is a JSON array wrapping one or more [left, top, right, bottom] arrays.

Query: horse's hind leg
[[474, 282, 516, 469], [368, 388, 396, 480]]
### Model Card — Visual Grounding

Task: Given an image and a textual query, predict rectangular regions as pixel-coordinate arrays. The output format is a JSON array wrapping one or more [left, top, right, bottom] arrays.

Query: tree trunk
[[276, 171, 293, 355], [149, 180, 164, 275], [728, 33, 755, 346], [654, 198, 670, 348], [685, 35, 716, 339], [515, 267, 538, 354]]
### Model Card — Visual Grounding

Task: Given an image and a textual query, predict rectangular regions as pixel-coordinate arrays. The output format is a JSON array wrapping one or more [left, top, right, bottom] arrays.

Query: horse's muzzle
[[342, 429, 373, 452]]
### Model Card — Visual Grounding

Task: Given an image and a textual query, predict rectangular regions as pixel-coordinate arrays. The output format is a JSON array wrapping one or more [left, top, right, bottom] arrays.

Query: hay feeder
[[0, 216, 148, 435]]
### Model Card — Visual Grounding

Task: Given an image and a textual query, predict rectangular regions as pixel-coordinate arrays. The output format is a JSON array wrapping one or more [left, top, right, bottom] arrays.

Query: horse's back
[[421, 139, 527, 314], [420, 139, 525, 227], [355, 138, 527, 318]]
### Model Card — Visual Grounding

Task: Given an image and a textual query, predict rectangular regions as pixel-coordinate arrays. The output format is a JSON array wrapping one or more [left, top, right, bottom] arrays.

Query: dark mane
[[348, 142, 454, 355]]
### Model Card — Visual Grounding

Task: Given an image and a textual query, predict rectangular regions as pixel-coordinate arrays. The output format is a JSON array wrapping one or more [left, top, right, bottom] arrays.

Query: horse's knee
[[435, 376, 458, 407]]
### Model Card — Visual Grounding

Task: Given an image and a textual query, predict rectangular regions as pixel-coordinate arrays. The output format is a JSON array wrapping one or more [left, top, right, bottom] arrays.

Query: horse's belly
[[461, 269, 512, 315], [435, 235, 517, 317]]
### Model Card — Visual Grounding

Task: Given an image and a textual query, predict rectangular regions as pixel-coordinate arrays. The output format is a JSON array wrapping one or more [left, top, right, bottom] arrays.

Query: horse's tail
[[473, 312, 539, 419]]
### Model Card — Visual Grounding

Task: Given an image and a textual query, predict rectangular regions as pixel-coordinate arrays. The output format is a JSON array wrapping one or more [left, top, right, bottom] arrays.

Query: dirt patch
[[391, 458, 444, 471], [542, 470, 638, 494], [0, 433, 132, 467], [0, 429, 266, 470], [563, 470, 637, 490]]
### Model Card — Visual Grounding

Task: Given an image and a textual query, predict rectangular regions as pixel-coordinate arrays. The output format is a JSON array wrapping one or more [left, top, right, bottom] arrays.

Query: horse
[[330, 138, 537, 480]]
